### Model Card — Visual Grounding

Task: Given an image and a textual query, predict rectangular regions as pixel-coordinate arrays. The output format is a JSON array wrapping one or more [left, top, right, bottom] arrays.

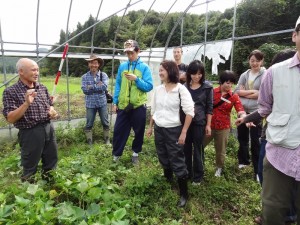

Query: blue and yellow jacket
[[113, 57, 153, 109]]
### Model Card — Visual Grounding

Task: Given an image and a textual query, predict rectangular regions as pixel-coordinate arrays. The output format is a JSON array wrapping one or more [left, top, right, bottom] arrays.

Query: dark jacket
[[184, 81, 213, 126]]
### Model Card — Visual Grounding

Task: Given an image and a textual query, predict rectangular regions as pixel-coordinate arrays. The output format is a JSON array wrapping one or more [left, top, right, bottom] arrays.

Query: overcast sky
[[0, 0, 241, 50]]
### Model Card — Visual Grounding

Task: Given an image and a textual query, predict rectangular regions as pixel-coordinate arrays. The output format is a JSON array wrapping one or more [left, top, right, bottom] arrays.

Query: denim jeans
[[85, 106, 109, 130]]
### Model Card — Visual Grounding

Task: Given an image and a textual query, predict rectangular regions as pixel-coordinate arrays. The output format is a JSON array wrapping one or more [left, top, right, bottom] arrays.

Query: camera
[[123, 103, 134, 113]]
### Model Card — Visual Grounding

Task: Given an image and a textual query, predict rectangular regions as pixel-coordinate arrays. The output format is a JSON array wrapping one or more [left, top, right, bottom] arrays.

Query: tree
[[41, 1, 300, 77]]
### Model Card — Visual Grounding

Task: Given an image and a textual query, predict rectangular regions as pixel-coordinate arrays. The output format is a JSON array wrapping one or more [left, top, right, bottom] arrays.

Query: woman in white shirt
[[146, 60, 194, 207]]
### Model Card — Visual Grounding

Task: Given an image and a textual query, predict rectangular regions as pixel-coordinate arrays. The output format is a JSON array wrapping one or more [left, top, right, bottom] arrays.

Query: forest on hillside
[[2, 0, 300, 77]]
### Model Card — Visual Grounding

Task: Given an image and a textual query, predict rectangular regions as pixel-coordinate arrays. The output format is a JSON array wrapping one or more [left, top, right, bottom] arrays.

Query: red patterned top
[[211, 86, 244, 130]]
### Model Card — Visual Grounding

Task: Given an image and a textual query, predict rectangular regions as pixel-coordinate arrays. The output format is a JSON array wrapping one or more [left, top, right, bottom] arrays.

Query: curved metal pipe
[[65, 0, 73, 121], [36, 0, 40, 61], [0, 1, 143, 89], [163, 0, 197, 60], [91, 0, 104, 54], [147, 0, 177, 65], [135, 0, 156, 41], [230, 0, 237, 70], [0, 20, 7, 82], [203, 0, 209, 63]]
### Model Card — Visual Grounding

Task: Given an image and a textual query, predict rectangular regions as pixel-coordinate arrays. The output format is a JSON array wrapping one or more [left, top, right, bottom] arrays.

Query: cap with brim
[[123, 40, 139, 52], [295, 16, 300, 30], [85, 54, 104, 68]]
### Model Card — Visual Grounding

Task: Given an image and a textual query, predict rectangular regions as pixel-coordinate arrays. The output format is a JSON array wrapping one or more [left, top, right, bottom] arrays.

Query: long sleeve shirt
[[258, 53, 300, 181], [81, 70, 108, 108], [211, 86, 244, 130], [151, 83, 194, 128]]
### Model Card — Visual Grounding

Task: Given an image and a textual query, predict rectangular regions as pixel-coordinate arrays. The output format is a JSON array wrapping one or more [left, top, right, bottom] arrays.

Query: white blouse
[[151, 83, 194, 128]]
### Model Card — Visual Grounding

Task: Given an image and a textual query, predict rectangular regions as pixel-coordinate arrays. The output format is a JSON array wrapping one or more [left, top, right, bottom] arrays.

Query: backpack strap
[[213, 93, 231, 109]]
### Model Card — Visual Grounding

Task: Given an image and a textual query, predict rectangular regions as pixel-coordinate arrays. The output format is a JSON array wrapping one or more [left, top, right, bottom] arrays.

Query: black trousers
[[184, 123, 205, 182], [18, 122, 58, 178], [237, 119, 262, 174], [154, 124, 188, 179]]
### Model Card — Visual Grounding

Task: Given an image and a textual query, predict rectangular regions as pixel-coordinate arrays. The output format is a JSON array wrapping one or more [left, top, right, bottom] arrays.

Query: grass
[[0, 122, 262, 224]]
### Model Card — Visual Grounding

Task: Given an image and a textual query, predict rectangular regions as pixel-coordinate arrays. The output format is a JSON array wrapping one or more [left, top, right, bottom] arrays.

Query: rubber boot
[[177, 177, 188, 207], [163, 169, 173, 182], [21, 174, 35, 183], [103, 129, 111, 145], [85, 130, 93, 145], [42, 169, 54, 184]]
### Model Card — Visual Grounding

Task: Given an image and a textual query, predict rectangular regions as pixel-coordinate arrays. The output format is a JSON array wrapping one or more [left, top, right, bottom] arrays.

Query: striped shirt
[[81, 70, 108, 108], [2, 80, 52, 129], [258, 53, 300, 181]]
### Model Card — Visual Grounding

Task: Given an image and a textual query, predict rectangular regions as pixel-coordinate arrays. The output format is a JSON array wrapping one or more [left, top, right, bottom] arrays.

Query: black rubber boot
[[177, 177, 188, 207], [21, 174, 35, 183], [163, 169, 173, 182], [42, 170, 54, 184]]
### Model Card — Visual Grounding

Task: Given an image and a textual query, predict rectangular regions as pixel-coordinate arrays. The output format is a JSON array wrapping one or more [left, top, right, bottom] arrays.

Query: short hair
[[219, 70, 236, 84], [173, 46, 183, 53], [248, 49, 264, 61], [16, 59, 24, 72], [186, 60, 205, 85], [270, 49, 296, 66], [160, 60, 179, 84]]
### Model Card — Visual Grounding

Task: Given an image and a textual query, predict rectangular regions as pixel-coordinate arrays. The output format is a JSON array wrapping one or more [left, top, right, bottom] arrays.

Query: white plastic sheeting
[[137, 39, 233, 105], [165, 40, 233, 75]]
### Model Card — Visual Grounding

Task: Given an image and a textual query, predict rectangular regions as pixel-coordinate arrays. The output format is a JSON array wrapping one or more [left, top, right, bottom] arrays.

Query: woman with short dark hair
[[203, 70, 246, 177]]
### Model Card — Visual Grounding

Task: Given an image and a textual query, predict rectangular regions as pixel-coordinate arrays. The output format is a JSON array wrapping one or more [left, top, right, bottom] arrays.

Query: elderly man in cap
[[112, 39, 153, 164], [258, 16, 300, 225], [81, 54, 110, 145]]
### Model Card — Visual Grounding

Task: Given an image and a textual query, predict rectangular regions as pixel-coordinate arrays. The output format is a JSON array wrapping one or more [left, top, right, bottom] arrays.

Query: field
[[0, 126, 262, 224], [0, 75, 262, 224]]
